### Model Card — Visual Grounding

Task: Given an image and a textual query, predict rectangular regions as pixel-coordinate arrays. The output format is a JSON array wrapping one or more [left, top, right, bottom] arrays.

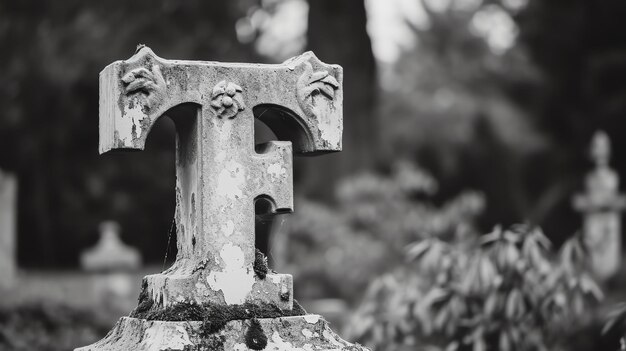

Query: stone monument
[[81, 220, 142, 317], [573, 131, 626, 281], [77, 46, 367, 350], [0, 169, 16, 290]]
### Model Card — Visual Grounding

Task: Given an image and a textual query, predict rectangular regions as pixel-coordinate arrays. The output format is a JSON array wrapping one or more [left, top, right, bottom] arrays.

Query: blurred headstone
[[81, 221, 141, 319], [573, 131, 626, 281], [80, 221, 141, 271], [0, 170, 16, 290], [78, 47, 367, 350]]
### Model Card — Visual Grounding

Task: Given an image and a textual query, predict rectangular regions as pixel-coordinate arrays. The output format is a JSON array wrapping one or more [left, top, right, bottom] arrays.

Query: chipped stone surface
[[573, 131, 626, 281], [76, 315, 368, 351]]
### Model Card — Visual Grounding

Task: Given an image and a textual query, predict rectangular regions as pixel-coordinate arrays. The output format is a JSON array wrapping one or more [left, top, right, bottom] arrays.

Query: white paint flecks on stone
[[216, 161, 245, 200], [206, 243, 255, 304], [222, 220, 235, 237], [302, 329, 313, 338], [267, 163, 287, 179], [119, 99, 146, 144], [147, 275, 168, 307], [304, 315, 320, 324], [142, 324, 192, 351]]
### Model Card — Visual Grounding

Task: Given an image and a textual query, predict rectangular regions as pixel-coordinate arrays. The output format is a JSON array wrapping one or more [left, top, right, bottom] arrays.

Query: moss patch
[[245, 318, 268, 350], [130, 289, 308, 336], [201, 334, 226, 351], [253, 248, 269, 279]]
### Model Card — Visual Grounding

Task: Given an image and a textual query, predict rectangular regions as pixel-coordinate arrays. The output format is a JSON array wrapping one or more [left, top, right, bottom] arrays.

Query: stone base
[[144, 270, 294, 310], [75, 314, 368, 351]]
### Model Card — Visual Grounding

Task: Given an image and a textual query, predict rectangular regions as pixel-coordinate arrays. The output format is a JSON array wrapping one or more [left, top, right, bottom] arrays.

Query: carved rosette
[[121, 65, 166, 110], [210, 81, 246, 119], [296, 61, 340, 116]]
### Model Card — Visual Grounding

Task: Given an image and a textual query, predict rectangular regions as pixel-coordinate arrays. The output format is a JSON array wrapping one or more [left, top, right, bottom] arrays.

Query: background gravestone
[[573, 131, 626, 281], [0, 170, 17, 290], [81, 220, 142, 317], [80, 220, 141, 271]]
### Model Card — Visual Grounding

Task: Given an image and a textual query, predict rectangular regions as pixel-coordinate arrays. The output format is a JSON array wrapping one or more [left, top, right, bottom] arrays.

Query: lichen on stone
[[253, 248, 269, 279]]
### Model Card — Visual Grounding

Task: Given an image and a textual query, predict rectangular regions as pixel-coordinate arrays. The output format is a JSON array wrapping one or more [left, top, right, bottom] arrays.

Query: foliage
[[347, 226, 602, 351], [603, 303, 626, 350], [0, 302, 110, 351], [276, 161, 484, 302], [514, 0, 626, 240]]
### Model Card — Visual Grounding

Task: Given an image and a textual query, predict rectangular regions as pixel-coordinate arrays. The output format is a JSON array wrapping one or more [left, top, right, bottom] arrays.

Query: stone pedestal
[[77, 315, 365, 351]]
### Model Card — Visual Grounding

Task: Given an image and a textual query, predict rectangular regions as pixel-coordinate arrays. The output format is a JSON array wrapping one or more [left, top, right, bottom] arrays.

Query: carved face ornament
[[297, 62, 339, 103], [210, 80, 246, 119], [121, 65, 166, 110]]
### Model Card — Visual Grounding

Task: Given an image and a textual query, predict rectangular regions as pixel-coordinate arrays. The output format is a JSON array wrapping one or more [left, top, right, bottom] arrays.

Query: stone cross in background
[[81, 221, 142, 317], [0, 169, 16, 290], [573, 131, 626, 281], [78, 47, 366, 350], [81, 220, 141, 271]]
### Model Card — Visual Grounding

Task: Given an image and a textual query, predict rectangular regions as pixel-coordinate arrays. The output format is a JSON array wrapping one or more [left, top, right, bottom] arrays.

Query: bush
[[347, 226, 602, 351], [0, 302, 110, 351], [277, 162, 484, 302]]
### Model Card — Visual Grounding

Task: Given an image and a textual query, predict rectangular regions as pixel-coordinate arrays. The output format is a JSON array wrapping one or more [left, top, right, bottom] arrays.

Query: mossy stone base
[[75, 314, 368, 351]]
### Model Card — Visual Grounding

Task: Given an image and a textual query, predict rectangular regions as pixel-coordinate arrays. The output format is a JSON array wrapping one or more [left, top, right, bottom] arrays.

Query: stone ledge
[[143, 271, 293, 311], [75, 315, 369, 351]]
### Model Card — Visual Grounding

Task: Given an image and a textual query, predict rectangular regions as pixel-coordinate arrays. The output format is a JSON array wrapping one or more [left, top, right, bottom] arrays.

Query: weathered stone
[[98, 46, 342, 312], [0, 169, 17, 290], [81, 221, 142, 271], [76, 314, 366, 351], [77, 47, 367, 350], [573, 131, 626, 281]]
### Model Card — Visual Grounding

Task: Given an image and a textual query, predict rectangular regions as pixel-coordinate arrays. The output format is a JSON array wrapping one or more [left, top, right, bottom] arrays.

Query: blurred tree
[[0, 0, 255, 266], [297, 0, 378, 201], [379, 0, 547, 232], [515, 0, 626, 244]]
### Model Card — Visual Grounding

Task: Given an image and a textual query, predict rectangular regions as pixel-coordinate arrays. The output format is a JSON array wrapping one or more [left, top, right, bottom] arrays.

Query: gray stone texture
[[76, 315, 366, 351], [76, 47, 368, 350]]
